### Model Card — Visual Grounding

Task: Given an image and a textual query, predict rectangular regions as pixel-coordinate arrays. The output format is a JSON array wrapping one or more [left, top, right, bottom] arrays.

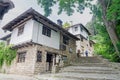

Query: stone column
[[52, 54, 56, 73]]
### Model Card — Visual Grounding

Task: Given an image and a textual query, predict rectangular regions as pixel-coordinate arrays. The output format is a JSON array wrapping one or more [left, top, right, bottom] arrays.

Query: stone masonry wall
[[61, 37, 77, 65], [9, 45, 37, 75], [34, 44, 60, 74], [0, 38, 77, 75]]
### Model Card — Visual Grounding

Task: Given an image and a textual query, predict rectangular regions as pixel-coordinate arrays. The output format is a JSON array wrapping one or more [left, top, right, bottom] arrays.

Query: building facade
[[67, 24, 94, 57], [0, 8, 79, 75]]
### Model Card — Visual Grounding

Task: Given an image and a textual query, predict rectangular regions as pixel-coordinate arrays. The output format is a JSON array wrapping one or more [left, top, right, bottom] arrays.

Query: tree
[[87, 15, 120, 62], [63, 22, 71, 28], [37, 0, 92, 16], [37, 0, 120, 55], [97, 0, 120, 56]]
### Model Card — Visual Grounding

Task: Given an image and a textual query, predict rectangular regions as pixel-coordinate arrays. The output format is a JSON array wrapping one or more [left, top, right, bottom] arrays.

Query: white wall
[[10, 19, 60, 49], [68, 25, 89, 40], [10, 19, 34, 45], [68, 25, 80, 35], [32, 20, 60, 49], [80, 26, 89, 40]]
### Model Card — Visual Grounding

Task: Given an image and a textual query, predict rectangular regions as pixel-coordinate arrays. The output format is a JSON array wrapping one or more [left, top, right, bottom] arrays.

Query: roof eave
[[2, 8, 79, 40]]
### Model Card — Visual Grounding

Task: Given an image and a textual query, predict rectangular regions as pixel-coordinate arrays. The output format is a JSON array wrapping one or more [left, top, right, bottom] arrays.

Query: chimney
[[57, 19, 63, 26]]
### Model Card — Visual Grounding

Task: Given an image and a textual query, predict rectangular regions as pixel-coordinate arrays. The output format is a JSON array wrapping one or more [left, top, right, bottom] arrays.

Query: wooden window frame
[[18, 24, 25, 36], [17, 52, 26, 63], [36, 51, 42, 62], [80, 26, 83, 32], [42, 25, 51, 37], [63, 35, 69, 45], [74, 26, 78, 31]]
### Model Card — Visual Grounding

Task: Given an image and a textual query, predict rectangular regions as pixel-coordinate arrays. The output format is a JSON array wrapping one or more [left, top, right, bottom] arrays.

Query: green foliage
[[89, 7, 117, 62], [107, 0, 120, 21], [88, 0, 120, 62], [0, 42, 16, 67], [63, 22, 71, 28], [92, 21, 115, 60], [116, 42, 120, 52], [37, 0, 56, 16], [107, 0, 120, 40], [92, 21, 116, 61], [37, 0, 93, 16], [111, 52, 120, 62], [37, 0, 120, 62]]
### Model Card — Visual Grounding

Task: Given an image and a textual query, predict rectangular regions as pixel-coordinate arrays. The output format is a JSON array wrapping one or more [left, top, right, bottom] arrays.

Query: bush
[[111, 52, 120, 62], [0, 42, 17, 67]]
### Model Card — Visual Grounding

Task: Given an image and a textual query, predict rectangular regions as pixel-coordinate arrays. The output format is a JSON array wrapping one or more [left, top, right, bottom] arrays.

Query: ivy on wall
[[0, 42, 16, 67]]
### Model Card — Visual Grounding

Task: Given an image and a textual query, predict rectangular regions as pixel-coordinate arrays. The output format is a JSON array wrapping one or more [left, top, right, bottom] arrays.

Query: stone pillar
[[52, 54, 56, 73]]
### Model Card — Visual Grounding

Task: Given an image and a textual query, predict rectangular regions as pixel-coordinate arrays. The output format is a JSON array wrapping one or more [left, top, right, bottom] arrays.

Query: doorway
[[46, 53, 53, 71]]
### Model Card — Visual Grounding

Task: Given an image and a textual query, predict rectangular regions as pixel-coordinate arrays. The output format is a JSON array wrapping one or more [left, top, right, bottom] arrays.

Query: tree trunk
[[98, 0, 120, 55]]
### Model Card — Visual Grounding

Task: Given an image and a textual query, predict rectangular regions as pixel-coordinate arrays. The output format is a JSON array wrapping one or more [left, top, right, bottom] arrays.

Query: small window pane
[[80, 26, 83, 32], [74, 27, 78, 31], [18, 25, 24, 36], [42, 25, 51, 37], [18, 52, 26, 63], [37, 51, 42, 62], [63, 35, 69, 45]]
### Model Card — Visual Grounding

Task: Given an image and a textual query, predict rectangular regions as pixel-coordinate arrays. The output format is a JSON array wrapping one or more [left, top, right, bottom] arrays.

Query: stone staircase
[[35, 56, 120, 80]]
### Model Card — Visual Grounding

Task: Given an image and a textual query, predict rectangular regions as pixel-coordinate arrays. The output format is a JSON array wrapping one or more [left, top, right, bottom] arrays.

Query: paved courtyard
[[0, 73, 35, 80]]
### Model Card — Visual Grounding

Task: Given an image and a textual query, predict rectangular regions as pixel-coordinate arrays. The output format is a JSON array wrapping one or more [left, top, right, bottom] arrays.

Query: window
[[63, 35, 69, 45], [18, 24, 25, 36], [62, 56, 67, 62], [18, 52, 26, 63], [36, 51, 42, 62], [80, 26, 83, 32], [74, 27, 78, 31], [42, 25, 51, 37], [60, 44, 66, 51]]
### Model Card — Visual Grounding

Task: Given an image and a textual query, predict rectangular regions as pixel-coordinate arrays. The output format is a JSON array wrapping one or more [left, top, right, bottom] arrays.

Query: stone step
[[72, 63, 109, 67], [35, 76, 113, 80], [62, 66, 114, 71], [60, 66, 118, 74], [55, 72, 120, 80], [61, 69, 119, 74], [75, 57, 103, 63], [34, 56, 120, 80], [35, 74, 116, 80]]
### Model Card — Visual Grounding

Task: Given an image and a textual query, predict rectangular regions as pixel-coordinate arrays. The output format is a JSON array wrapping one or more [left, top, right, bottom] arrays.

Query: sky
[[0, 0, 96, 38]]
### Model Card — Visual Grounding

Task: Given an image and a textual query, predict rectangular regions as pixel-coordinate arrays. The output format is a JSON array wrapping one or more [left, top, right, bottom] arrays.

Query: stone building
[[0, 8, 79, 75], [67, 23, 95, 57]]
